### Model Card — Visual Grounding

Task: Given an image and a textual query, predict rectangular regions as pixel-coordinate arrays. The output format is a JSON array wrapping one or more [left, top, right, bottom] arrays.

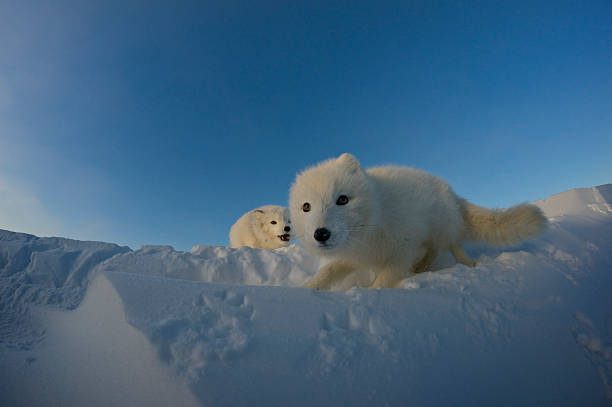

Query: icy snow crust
[[1, 184, 611, 406]]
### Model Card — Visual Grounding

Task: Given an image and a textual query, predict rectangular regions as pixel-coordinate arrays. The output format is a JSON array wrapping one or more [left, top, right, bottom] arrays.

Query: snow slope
[[1, 184, 611, 406], [534, 184, 612, 218]]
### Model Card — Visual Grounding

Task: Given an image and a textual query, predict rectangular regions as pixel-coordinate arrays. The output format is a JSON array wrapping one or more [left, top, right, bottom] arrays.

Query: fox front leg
[[369, 248, 423, 289], [369, 267, 407, 289], [450, 245, 476, 267], [413, 247, 438, 274], [302, 260, 356, 290]]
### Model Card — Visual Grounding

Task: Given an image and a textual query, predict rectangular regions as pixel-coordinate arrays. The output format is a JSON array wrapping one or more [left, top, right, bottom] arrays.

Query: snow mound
[[99, 243, 318, 286], [534, 183, 612, 218], [0, 273, 197, 407], [1, 185, 612, 406], [0, 230, 130, 350]]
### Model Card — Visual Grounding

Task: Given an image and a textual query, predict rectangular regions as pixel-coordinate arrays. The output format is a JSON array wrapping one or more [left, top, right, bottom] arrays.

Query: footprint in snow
[[150, 289, 254, 380], [317, 305, 396, 371]]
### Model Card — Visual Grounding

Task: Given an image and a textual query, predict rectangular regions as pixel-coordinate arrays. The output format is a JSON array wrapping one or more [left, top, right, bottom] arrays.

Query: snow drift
[[1, 185, 611, 406]]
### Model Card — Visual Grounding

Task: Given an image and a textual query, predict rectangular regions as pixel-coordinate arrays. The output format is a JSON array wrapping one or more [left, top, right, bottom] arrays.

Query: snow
[[533, 184, 612, 218], [1, 184, 611, 406]]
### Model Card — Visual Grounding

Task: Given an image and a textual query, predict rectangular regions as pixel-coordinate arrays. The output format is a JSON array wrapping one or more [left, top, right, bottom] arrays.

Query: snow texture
[[1, 184, 611, 406]]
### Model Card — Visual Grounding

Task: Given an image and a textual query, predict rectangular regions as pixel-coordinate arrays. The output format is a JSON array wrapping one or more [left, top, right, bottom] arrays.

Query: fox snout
[[314, 228, 331, 242]]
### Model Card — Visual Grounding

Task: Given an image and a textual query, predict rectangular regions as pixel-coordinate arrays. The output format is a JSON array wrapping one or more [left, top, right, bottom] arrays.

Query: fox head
[[251, 206, 292, 247], [289, 153, 379, 257]]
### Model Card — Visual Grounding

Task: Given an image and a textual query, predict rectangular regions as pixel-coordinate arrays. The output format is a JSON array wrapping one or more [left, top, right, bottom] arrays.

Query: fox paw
[[302, 279, 329, 290]]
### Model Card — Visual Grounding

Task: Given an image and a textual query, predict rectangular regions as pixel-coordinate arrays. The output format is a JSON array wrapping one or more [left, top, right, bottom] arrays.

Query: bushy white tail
[[460, 200, 548, 246]]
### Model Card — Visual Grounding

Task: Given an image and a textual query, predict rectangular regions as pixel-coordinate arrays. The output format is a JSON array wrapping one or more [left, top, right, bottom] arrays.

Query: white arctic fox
[[229, 205, 292, 250], [290, 153, 547, 289]]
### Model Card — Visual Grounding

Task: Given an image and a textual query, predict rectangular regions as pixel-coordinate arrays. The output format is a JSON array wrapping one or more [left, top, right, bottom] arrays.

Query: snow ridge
[[534, 183, 612, 218], [0, 230, 130, 349], [1, 184, 611, 406]]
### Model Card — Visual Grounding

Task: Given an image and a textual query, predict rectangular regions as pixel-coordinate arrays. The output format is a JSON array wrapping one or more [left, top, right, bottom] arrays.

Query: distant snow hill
[[1, 184, 611, 407]]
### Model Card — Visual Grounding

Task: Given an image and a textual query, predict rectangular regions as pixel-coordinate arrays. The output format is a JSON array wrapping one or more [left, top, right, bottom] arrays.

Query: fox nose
[[284, 226, 291, 232], [314, 228, 331, 242]]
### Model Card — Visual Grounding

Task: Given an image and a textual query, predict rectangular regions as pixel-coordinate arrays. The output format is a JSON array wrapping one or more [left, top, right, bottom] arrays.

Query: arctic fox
[[290, 153, 547, 289], [229, 205, 292, 250]]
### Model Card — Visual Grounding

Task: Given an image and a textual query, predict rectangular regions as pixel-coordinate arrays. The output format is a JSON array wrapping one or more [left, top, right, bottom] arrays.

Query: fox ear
[[337, 153, 362, 173]]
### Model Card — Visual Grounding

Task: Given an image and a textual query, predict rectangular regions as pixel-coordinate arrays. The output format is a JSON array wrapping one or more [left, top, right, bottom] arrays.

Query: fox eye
[[302, 203, 311, 212], [270, 220, 277, 224], [336, 195, 349, 205]]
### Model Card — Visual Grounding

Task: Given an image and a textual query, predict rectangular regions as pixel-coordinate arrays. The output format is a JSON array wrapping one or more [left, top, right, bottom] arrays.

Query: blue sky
[[1, 0, 611, 250]]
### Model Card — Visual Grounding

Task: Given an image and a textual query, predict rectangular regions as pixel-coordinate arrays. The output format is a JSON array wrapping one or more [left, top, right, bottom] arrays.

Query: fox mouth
[[315, 242, 335, 250], [278, 234, 291, 242]]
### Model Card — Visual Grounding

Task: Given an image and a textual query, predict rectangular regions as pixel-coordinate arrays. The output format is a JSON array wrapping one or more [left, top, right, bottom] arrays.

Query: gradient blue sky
[[1, 0, 611, 250]]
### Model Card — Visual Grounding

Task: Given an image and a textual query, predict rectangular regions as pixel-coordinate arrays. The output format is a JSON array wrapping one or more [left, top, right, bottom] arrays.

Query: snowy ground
[[1, 185, 611, 406]]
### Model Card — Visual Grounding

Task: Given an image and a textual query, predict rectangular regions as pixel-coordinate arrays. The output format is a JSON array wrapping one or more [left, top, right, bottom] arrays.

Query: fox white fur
[[290, 153, 548, 289], [229, 205, 292, 250]]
